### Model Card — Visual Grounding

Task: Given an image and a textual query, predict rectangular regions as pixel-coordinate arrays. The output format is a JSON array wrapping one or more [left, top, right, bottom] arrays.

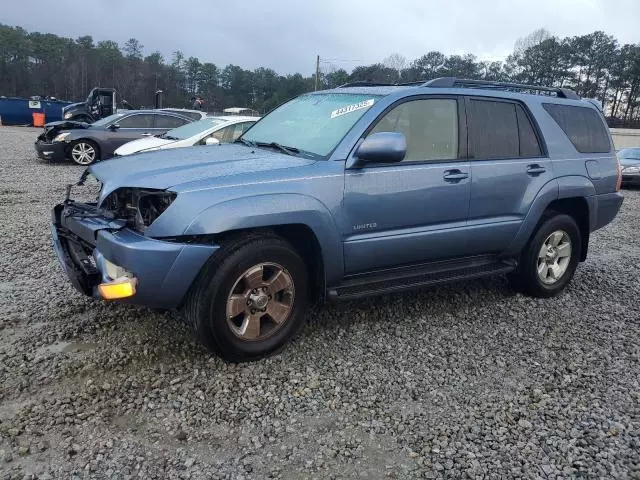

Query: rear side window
[[155, 114, 190, 128], [467, 99, 543, 159], [468, 100, 518, 158], [543, 103, 611, 153]]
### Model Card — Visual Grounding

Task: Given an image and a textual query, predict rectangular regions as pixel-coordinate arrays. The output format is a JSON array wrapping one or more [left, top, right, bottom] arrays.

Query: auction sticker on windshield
[[330, 99, 375, 119]]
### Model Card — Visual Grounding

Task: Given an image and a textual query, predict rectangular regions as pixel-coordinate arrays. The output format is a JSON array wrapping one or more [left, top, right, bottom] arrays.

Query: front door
[[464, 97, 553, 255], [342, 96, 471, 274], [104, 113, 157, 156]]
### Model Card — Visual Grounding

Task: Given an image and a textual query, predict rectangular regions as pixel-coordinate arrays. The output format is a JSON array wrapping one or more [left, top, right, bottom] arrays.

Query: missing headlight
[[101, 188, 177, 232], [65, 170, 102, 203]]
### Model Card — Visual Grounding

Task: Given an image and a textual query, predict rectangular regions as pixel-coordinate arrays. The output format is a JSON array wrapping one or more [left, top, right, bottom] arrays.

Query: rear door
[[465, 97, 551, 254]]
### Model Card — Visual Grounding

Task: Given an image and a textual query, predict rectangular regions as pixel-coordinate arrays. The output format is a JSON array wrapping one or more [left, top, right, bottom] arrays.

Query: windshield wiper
[[255, 141, 299, 156], [164, 135, 179, 140], [235, 138, 256, 148]]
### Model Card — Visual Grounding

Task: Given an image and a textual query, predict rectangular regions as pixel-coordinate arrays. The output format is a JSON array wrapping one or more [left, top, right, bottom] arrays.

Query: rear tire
[[510, 214, 581, 298], [183, 234, 309, 362]]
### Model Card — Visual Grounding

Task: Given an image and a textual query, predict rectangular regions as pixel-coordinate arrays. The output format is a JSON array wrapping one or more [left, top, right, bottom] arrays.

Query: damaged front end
[[50, 170, 217, 307], [52, 171, 126, 295], [35, 120, 89, 161], [38, 120, 89, 143]]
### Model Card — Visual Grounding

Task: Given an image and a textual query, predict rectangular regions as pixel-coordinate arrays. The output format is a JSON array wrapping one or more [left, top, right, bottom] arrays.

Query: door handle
[[443, 169, 469, 182], [527, 164, 546, 175], [141, 133, 153, 136]]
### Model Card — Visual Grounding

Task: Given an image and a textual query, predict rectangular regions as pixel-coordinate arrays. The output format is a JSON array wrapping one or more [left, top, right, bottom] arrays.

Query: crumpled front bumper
[[35, 140, 66, 161], [51, 203, 218, 308]]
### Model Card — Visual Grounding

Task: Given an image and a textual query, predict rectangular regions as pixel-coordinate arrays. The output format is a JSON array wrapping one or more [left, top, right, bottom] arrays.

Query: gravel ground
[[0, 126, 639, 479]]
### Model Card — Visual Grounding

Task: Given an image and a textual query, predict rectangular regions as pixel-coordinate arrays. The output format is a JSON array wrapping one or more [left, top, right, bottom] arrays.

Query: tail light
[[616, 160, 622, 191]]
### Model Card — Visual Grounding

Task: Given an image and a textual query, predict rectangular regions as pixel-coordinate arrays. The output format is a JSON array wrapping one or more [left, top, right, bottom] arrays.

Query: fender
[[504, 175, 596, 257], [183, 193, 343, 285], [556, 175, 597, 232]]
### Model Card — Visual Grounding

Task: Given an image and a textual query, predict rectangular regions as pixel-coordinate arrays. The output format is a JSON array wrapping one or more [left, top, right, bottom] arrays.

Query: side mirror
[[205, 137, 220, 146], [109, 123, 120, 131], [352, 132, 406, 167]]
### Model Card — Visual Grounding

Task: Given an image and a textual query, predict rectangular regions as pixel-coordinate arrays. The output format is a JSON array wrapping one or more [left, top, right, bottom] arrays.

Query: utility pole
[[315, 55, 320, 91]]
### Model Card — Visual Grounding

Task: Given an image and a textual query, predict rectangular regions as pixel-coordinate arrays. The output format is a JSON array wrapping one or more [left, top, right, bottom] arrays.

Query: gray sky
[[2, 0, 639, 75]]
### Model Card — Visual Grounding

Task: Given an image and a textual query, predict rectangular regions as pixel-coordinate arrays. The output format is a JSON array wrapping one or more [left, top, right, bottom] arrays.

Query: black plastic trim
[[327, 256, 516, 300]]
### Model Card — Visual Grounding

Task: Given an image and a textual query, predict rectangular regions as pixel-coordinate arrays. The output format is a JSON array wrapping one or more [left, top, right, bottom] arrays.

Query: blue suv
[[51, 77, 623, 361]]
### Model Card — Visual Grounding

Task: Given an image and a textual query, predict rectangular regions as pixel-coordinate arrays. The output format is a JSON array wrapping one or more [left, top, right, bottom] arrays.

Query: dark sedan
[[35, 110, 193, 165], [618, 147, 640, 187]]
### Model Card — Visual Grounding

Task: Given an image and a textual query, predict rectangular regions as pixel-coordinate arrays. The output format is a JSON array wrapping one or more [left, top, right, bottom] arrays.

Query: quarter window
[[543, 103, 611, 153], [368, 99, 459, 162], [516, 105, 542, 157]]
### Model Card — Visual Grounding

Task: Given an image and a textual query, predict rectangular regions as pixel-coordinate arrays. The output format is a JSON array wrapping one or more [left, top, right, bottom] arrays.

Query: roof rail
[[337, 81, 394, 88], [423, 77, 581, 100]]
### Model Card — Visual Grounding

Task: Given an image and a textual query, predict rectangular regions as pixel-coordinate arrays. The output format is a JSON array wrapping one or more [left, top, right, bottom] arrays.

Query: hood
[[39, 120, 90, 141], [44, 120, 89, 130], [62, 101, 86, 112], [90, 144, 317, 199], [115, 136, 176, 156]]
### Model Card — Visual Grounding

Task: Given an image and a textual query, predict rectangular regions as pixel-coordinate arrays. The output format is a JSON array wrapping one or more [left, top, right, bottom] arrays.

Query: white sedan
[[113, 115, 259, 156]]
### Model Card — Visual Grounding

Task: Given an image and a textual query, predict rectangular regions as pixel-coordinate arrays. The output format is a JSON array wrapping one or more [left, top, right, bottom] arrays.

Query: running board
[[328, 257, 516, 301]]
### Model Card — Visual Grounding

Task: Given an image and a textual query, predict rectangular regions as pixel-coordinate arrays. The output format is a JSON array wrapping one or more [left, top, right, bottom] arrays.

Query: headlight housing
[[101, 188, 177, 232], [622, 165, 640, 174], [63, 111, 73, 119], [53, 132, 71, 142]]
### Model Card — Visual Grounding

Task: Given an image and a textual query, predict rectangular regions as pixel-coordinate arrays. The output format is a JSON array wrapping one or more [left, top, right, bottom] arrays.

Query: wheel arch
[[505, 176, 595, 261], [181, 193, 343, 298]]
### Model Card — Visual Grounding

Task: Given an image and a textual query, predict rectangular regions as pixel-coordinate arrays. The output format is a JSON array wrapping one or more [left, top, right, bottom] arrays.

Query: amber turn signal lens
[[98, 277, 137, 300]]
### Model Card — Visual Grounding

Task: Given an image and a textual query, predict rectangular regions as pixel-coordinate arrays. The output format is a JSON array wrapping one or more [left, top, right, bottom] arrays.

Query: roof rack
[[337, 81, 394, 88], [423, 77, 580, 100]]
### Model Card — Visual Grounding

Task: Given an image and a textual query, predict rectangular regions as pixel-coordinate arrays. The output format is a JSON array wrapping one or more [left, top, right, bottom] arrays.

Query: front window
[[92, 113, 124, 127], [164, 118, 228, 140], [241, 93, 381, 157], [368, 99, 459, 162]]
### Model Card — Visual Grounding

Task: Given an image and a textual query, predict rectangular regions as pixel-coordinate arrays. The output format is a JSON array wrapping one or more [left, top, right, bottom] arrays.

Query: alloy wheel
[[71, 142, 96, 165], [225, 262, 295, 341], [537, 230, 572, 285]]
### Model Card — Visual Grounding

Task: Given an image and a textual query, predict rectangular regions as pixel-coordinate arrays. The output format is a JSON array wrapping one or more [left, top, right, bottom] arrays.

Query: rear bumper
[[35, 140, 66, 161], [51, 203, 218, 308], [592, 192, 624, 231]]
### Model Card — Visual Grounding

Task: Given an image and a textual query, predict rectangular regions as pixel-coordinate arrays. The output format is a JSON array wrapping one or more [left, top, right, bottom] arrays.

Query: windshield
[[92, 113, 124, 127], [163, 118, 228, 140], [241, 93, 381, 157]]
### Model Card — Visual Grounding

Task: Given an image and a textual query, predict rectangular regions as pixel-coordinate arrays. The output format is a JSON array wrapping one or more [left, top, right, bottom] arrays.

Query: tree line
[[1, 25, 639, 123]]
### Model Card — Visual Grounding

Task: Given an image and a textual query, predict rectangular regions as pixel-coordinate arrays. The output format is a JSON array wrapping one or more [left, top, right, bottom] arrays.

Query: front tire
[[511, 214, 581, 298], [183, 234, 309, 362], [69, 139, 99, 165]]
